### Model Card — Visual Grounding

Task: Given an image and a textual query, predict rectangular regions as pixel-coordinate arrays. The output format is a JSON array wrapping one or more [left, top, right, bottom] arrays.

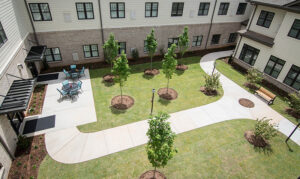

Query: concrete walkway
[[45, 50, 300, 164]]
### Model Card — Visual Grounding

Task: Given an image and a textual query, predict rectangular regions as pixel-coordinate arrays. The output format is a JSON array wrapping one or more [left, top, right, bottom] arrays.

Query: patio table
[[62, 82, 78, 92]]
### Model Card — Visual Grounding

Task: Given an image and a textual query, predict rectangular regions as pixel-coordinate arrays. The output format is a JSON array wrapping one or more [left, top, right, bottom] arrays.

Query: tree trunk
[[167, 78, 169, 94], [110, 60, 113, 71], [153, 167, 156, 179], [120, 84, 123, 104], [150, 56, 153, 71]]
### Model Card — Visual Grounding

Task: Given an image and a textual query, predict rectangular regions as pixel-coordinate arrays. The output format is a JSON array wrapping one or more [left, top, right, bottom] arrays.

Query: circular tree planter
[[176, 64, 188, 71], [144, 69, 160, 76], [244, 130, 268, 147], [139, 170, 166, 179], [111, 95, 134, 110], [239, 98, 255, 108], [200, 87, 218, 96], [285, 108, 300, 119], [158, 88, 178, 100], [103, 74, 115, 83]]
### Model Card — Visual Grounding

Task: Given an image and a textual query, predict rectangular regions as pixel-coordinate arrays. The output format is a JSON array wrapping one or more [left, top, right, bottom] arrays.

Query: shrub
[[131, 48, 139, 61], [287, 93, 300, 113], [204, 73, 221, 92], [254, 118, 277, 141], [17, 135, 31, 150], [246, 68, 263, 85]]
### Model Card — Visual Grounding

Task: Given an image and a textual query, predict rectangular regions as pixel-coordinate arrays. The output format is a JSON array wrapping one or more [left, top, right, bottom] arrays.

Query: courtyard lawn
[[78, 56, 223, 132], [216, 60, 299, 125], [39, 119, 300, 179]]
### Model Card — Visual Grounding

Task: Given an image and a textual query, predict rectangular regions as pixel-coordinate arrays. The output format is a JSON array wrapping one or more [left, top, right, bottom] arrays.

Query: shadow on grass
[[175, 70, 185, 76], [158, 98, 171, 106], [285, 142, 295, 152], [253, 144, 273, 155], [143, 74, 154, 80], [109, 106, 127, 115], [102, 80, 115, 87]]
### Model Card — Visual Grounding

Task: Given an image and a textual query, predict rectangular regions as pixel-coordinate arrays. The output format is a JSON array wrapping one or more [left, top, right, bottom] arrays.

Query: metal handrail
[[5, 73, 25, 80]]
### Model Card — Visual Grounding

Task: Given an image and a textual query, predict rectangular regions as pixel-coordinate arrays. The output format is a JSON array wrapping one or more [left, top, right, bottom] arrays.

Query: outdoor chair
[[79, 67, 85, 77], [63, 69, 70, 78], [77, 80, 82, 91], [62, 80, 70, 90], [71, 72, 79, 79], [57, 88, 68, 99], [70, 65, 76, 70], [69, 88, 79, 99]]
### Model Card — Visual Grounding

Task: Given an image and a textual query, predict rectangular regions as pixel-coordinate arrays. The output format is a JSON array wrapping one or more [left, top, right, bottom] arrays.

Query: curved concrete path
[[45, 50, 300, 164]]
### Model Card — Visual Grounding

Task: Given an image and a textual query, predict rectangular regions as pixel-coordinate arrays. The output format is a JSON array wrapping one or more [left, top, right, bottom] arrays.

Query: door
[[27, 62, 38, 77]]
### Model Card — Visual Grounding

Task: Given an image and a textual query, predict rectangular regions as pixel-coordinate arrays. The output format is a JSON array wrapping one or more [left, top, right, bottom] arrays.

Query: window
[[264, 56, 285, 79], [239, 44, 260, 66], [45, 48, 62, 62], [168, 38, 179, 48], [110, 2, 125, 18], [198, 3, 210, 16], [145, 2, 158, 17], [228, 33, 237, 43], [284, 65, 300, 90], [218, 3, 229, 15], [118, 42, 126, 54], [257, 10, 274, 28], [192, 36, 203, 47], [236, 3, 247, 15], [211, 34, 221, 45], [83, 45, 99, 58], [171, 3, 184, 16], [76, 3, 94, 20], [0, 22, 7, 47], [29, 3, 52, 21], [288, 19, 300, 40]]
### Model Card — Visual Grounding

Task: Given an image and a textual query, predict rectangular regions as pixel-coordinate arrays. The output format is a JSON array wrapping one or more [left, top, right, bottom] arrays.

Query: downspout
[[98, 0, 105, 59], [205, 0, 218, 49], [0, 135, 15, 160], [24, 0, 39, 45]]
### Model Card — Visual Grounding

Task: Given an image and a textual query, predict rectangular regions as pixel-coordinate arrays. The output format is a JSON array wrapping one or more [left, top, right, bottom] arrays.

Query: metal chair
[[77, 80, 82, 91], [63, 69, 70, 78], [62, 80, 70, 90], [69, 88, 79, 99], [57, 88, 68, 99], [71, 72, 79, 79], [79, 67, 85, 77], [70, 65, 76, 70]]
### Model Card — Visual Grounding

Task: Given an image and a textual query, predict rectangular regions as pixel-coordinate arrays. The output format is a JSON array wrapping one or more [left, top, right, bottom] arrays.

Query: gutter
[[205, 0, 218, 49], [24, 0, 39, 45], [0, 135, 15, 160], [98, 0, 105, 46]]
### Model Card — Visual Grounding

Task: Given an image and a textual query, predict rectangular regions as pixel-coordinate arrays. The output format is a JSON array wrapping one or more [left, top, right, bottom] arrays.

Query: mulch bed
[[285, 108, 300, 119], [8, 135, 47, 179], [244, 82, 259, 90], [157, 88, 178, 100], [200, 86, 218, 96], [111, 95, 134, 110], [176, 64, 188, 71], [140, 170, 166, 179], [25, 84, 47, 117], [103, 74, 115, 83], [239, 98, 255, 108], [244, 130, 268, 147], [144, 69, 160, 76]]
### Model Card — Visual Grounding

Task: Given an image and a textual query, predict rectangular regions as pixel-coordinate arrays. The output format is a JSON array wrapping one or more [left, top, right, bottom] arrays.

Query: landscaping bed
[[8, 135, 47, 179], [25, 84, 47, 117]]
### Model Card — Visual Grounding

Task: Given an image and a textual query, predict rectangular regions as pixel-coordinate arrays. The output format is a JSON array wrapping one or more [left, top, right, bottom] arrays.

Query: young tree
[[103, 33, 119, 69], [145, 29, 158, 71], [146, 112, 177, 179], [246, 68, 263, 85], [204, 73, 221, 93], [254, 118, 278, 141], [162, 44, 177, 93], [112, 51, 130, 103], [178, 26, 189, 59]]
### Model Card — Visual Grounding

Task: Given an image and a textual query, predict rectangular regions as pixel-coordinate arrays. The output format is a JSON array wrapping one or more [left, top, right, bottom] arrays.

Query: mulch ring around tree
[[140, 170, 166, 179], [176, 64, 188, 71], [8, 135, 47, 179], [244, 82, 259, 90], [157, 88, 178, 100], [200, 86, 218, 96], [111, 95, 134, 110], [244, 130, 268, 147], [285, 108, 300, 119], [103, 74, 115, 83], [239, 98, 255, 108], [144, 69, 160, 76]]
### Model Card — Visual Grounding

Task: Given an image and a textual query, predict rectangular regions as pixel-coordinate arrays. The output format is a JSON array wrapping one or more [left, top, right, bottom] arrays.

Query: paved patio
[[44, 50, 300, 164]]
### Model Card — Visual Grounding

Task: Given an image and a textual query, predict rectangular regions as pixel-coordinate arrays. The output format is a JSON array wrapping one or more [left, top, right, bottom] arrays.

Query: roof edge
[[250, 0, 300, 13]]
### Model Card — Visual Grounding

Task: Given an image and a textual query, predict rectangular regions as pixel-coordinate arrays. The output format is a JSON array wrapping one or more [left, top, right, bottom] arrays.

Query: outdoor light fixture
[[150, 88, 155, 115], [17, 63, 23, 70]]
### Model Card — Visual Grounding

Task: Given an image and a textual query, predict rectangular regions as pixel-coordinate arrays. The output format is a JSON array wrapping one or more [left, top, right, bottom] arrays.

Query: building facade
[[233, 0, 300, 93]]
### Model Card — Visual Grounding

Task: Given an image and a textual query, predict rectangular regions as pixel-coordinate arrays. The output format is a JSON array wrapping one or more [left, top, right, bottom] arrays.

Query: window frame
[[283, 65, 300, 90], [211, 34, 221, 45], [28, 3, 52, 21], [256, 10, 275, 28], [192, 35, 203, 47], [118, 42, 126, 54], [239, 44, 260, 66], [76, 2, 94, 20], [236, 3, 247, 15], [110, 2, 125, 19], [83, 44, 99, 58], [45, 47, 62, 62], [263, 56, 285, 79], [168, 37, 179, 48], [228, 33, 237, 43], [198, 2, 210, 16], [288, 19, 300, 40], [171, 2, 184, 17], [0, 22, 8, 48], [145, 2, 159, 18], [218, 2, 229, 15]]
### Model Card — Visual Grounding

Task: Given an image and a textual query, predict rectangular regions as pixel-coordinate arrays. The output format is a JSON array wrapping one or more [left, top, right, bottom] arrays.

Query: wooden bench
[[255, 87, 276, 105]]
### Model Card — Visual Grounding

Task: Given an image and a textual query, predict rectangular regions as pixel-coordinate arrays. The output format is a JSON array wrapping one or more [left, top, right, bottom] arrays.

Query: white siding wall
[[0, 0, 32, 77]]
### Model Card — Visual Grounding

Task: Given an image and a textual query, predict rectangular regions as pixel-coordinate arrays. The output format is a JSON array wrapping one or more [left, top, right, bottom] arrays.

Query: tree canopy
[[103, 33, 119, 68], [178, 26, 189, 59]]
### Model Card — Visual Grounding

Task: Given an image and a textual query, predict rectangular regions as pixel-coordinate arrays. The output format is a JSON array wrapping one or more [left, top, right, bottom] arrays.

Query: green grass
[[78, 57, 223, 132], [216, 60, 299, 125], [38, 119, 300, 179]]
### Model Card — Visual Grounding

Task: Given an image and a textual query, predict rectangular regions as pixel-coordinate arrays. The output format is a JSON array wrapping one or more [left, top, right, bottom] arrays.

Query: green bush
[[287, 93, 300, 113], [254, 118, 277, 141], [17, 135, 31, 150], [246, 68, 263, 85], [131, 48, 139, 60], [204, 73, 221, 92]]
